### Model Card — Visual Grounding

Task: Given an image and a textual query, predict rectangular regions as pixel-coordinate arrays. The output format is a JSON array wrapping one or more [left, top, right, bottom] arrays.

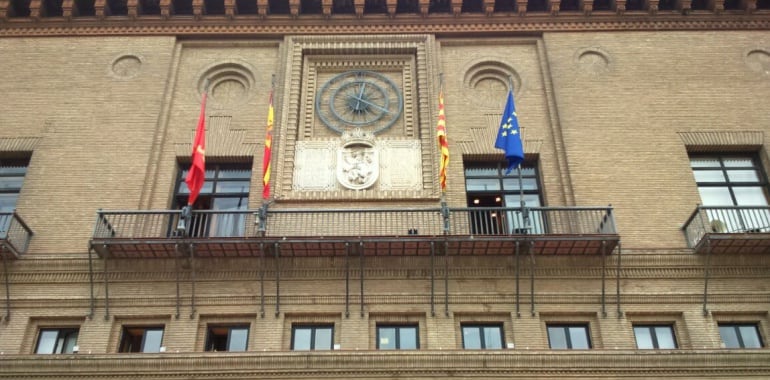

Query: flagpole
[[258, 74, 276, 236], [436, 73, 451, 235], [508, 76, 528, 234]]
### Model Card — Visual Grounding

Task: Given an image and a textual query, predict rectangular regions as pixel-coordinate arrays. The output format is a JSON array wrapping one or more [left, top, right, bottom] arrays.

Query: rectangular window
[[0, 158, 29, 212], [690, 155, 770, 233], [205, 325, 249, 352], [719, 323, 764, 348], [461, 324, 504, 349], [35, 328, 79, 354], [175, 163, 251, 237], [377, 325, 419, 350], [547, 324, 591, 349], [291, 325, 333, 350], [119, 326, 164, 353], [464, 161, 543, 235], [633, 325, 677, 349]]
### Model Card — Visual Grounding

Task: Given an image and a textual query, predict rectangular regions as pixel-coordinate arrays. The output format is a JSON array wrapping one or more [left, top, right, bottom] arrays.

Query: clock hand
[[346, 94, 390, 114], [356, 82, 367, 111]]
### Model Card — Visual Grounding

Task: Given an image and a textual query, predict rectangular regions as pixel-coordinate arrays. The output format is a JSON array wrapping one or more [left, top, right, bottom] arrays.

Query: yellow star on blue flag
[[494, 89, 524, 174]]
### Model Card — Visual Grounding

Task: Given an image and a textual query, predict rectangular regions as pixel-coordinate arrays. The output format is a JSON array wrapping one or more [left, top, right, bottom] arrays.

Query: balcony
[[89, 206, 619, 259], [683, 205, 770, 254], [0, 211, 33, 260]]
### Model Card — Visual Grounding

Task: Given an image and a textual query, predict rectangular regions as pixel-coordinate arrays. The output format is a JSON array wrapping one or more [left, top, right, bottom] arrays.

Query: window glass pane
[[733, 187, 769, 206], [503, 167, 535, 177], [466, 178, 500, 191], [568, 326, 590, 349], [719, 326, 741, 348], [0, 176, 24, 190], [36, 330, 59, 354], [698, 187, 734, 206], [547, 327, 568, 349], [465, 167, 498, 177], [693, 170, 726, 183], [462, 327, 482, 349], [739, 325, 762, 348], [142, 329, 164, 353], [204, 169, 216, 179], [723, 157, 754, 167], [0, 193, 19, 212], [218, 169, 252, 179], [0, 165, 27, 175], [691, 157, 721, 168], [216, 181, 251, 194], [378, 327, 397, 350], [62, 330, 79, 353], [654, 326, 676, 349], [226, 327, 248, 352], [502, 177, 538, 191], [633, 327, 654, 349], [293, 328, 312, 350], [399, 327, 418, 349], [314, 327, 333, 350], [726, 169, 760, 182], [483, 326, 503, 349]]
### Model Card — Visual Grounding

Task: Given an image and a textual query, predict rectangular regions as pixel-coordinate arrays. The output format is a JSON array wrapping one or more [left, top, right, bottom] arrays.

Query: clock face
[[315, 70, 403, 134]]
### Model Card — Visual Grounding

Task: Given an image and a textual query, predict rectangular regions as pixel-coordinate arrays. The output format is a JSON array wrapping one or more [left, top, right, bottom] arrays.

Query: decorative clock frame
[[275, 35, 440, 201]]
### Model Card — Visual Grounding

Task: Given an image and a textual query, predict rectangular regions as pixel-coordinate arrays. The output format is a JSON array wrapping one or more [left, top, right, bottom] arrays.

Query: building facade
[[1, 1, 770, 378]]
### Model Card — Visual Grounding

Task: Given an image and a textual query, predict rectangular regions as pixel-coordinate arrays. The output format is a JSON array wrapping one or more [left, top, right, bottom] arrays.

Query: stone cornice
[[0, 350, 769, 378], [1, 13, 770, 37]]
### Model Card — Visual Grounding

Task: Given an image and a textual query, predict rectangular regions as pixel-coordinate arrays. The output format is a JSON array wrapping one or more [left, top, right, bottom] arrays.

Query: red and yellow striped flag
[[262, 92, 274, 200], [436, 90, 449, 192]]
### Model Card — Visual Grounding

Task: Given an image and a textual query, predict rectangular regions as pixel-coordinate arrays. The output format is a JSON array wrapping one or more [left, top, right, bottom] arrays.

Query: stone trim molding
[[0, 350, 769, 378], [678, 130, 764, 152]]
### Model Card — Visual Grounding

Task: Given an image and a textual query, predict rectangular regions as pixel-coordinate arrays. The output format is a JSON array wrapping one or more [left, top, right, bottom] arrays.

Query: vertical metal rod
[[430, 241, 435, 317], [616, 241, 622, 317], [444, 240, 449, 317], [703, 237, 712, 316], [529, 240, 535, 317], [259, 242, 265, 318], [359, 241, 364, 318], [275, 242, 280, 317], [189, 243, 196, 319], [345, 242, 350, 318], [175, 244, 181, 319], [87, 248, 95, 320], [601, 240, 607, 318], [2, 248, 9, 321], [103, 246, 111, 320], [515, 240, 520, 318]]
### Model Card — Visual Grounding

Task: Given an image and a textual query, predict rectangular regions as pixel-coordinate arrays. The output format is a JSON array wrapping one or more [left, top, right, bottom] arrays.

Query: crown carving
[[340, 128, 376, 147]]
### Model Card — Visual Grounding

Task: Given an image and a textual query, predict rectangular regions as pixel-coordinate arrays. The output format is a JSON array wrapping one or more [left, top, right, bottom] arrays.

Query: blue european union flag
[[494, 89, 524, 174]]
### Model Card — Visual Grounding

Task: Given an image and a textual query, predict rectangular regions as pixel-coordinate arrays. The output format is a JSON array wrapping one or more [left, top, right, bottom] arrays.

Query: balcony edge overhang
[[89, 233, 620, 259]]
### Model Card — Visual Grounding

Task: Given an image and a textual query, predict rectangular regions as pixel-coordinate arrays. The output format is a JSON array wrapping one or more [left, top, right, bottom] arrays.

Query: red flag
[[262, 92, 274, 200], [436, 90, 449, 192], [185, 92, 207, 206]]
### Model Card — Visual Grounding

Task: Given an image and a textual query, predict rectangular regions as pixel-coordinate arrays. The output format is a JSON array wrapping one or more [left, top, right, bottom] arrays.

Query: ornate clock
[[315, 70, 403, 134]]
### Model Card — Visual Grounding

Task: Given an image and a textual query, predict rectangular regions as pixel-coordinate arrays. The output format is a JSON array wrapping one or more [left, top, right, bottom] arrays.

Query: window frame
[[291, 324, 334, 351], [464, 161, 543, 235], [718, 323, 764, 349], [204, 324, 250, 352], [690, 154, 770, 206], [376, 324, 419, 350], [34, 327, 79, 354], [174, 162, 252, 209], [546, 324, 592, 349], [118, 325, 165, 353], [0, 157, 30, 213], [633, 324, 678, 349], [461, 323, 505, 349]]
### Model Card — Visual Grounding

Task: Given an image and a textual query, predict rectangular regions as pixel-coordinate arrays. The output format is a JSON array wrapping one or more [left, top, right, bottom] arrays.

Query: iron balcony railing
[[0, 211, 33, 258], [92, 206, 617, 240], [683, 205, 770, 248]]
